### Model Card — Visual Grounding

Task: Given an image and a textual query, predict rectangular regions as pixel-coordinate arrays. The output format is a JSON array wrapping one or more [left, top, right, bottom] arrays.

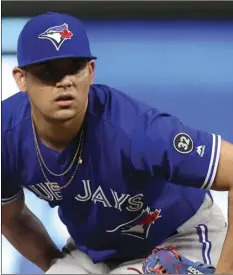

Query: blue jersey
[[2, 84, 221, 263]]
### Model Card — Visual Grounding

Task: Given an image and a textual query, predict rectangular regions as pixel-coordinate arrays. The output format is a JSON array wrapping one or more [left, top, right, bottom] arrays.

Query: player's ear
[[12, 67, 27, 93], [88, 60, 95, 84]]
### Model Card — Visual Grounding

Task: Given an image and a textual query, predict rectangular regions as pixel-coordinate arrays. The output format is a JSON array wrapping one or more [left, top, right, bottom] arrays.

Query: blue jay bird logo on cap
[[38, 23, 73, 51]]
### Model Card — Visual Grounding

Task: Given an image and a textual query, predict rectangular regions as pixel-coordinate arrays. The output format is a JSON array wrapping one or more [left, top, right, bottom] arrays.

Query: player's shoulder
[[2, 91, 30, 134], [89, 84, 164, 135]]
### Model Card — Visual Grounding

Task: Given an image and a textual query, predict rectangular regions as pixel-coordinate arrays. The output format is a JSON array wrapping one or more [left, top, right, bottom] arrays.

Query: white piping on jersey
[[1, 189, 23, 205], [206, 135, 221, 190], [201, 134, 221, 190]]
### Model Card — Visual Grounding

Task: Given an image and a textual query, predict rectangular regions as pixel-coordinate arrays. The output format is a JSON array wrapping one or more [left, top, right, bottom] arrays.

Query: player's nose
[[56, 75, 73, 88]]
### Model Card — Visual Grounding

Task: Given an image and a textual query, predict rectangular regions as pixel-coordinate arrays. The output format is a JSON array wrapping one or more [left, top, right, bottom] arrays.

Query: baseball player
[[2, 12, 233, 274]]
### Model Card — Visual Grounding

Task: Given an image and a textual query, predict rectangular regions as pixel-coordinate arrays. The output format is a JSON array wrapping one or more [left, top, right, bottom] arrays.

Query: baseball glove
[[142, 245, 216, 274]]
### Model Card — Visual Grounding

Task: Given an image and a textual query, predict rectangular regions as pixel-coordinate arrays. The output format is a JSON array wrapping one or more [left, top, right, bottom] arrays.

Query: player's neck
[[31, 103, 87, 152]]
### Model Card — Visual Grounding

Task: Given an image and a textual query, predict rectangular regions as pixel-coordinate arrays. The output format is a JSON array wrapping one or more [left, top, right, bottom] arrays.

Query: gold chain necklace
[[31, 115, 84, 190]]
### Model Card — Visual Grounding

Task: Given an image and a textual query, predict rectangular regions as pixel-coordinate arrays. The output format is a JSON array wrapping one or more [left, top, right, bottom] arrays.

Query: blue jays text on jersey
[[2, 84, 221, 263]]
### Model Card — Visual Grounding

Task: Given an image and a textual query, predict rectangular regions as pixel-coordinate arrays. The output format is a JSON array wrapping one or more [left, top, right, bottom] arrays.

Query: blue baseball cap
[[17, 12, 97, 67]]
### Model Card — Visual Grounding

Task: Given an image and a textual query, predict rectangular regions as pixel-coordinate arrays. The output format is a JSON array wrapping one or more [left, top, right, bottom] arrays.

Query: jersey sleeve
[[130, 109, 221, 190], [2, 171, 23, 205], [2, 138, 23, 205]]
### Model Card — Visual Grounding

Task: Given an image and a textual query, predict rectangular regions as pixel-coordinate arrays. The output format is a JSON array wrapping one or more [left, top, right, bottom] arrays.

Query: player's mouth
[[54, 94, 75, 107]]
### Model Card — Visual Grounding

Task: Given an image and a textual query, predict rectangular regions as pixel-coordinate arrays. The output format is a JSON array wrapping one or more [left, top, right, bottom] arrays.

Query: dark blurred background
[[2, 1, 233, 274], [2, 1, 233, 20]]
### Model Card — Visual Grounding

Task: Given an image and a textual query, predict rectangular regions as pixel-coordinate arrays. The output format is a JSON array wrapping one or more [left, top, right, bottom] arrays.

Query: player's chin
[[52, 108, 78, 122]]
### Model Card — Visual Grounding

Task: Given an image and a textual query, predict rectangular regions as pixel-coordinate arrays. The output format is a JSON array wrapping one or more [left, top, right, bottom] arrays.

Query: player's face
[[13, 58, 95, 122]]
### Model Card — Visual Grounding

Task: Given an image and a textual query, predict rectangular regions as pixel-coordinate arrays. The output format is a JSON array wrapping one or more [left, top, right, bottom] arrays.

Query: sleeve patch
[[173, 133, 194, 154]]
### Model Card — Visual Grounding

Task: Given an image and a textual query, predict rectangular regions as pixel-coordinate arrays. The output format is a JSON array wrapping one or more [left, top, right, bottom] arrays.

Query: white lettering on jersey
[[28, 182, 62, 201], [111, 189, 130, 211], [75, 180, 92, 201], [46, 182, 62, 200], [92, 186, 112, 208], [28, 185, 53, 201], [28, 180, 145, 213], [126, 194, 144, 212]]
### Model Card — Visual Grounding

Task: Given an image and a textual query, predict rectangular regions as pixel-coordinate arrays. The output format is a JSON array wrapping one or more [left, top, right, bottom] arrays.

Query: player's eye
[[27, 65, 54, 82], [25, 59, 89, 83], [70, 60, 87, 74]]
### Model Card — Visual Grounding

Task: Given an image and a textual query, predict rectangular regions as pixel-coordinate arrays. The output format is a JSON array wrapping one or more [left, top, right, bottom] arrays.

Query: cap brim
[[19, 54, 97, 68]]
